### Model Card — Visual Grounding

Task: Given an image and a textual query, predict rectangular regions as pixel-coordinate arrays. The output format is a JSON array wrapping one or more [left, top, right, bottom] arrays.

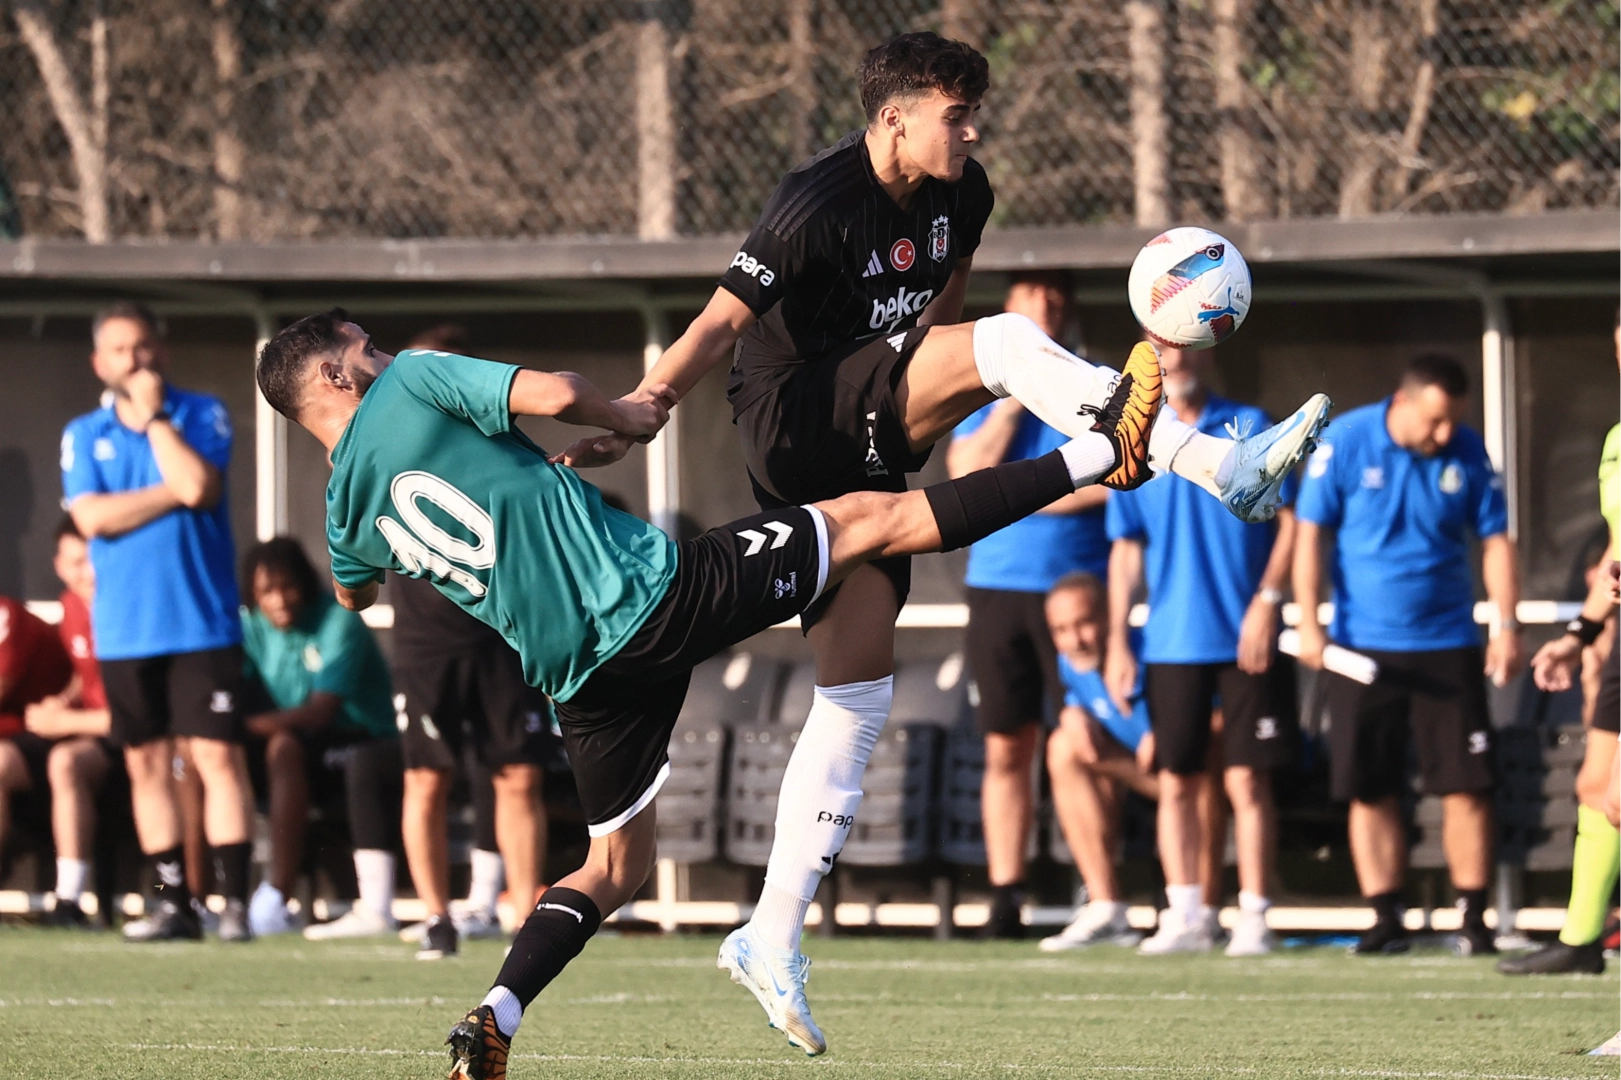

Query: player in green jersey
[[255, 308, 1163, 1076]]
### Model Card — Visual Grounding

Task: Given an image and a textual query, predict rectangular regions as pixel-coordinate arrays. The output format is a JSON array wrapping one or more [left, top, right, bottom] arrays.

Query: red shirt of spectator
[[57, 589, 106, 710], [0, 597, 73, 738]]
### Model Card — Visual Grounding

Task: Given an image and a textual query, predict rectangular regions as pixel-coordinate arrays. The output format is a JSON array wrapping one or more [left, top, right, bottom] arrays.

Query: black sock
[[211, 842, 253, 903], [150, 847, 192, 908], [1457, 887, 1488, 929], [924, 450, 1074, 552], [491, 887, 603, 1011], [992, 882, 1025, 912], [1368, 890, 1403, 926]]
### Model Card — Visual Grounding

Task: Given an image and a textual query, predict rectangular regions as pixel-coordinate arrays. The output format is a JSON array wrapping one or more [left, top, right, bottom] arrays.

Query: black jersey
[[720, 130, 994, 416]]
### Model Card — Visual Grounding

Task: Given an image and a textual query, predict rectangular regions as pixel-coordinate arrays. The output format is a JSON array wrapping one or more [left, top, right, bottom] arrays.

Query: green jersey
[[240, 593, 396, 739], [1601, 423, 1619, 544], [325, 350, 677, 701]]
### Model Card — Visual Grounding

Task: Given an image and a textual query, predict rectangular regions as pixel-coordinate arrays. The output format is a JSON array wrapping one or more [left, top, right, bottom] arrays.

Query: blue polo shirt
[[1295, 399, 1506, 653], [60, 387, 241, 661], [1058, 650, 1151, 753], [1106, 396, 1292, 665], [953, 405, 1110, 592]]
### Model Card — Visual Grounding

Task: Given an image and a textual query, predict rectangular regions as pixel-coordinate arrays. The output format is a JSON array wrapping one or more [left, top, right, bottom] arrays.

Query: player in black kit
[[552, 32, 1329, 1056]]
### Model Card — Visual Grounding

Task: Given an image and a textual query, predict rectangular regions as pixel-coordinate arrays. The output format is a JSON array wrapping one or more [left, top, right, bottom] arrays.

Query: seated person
[[1040, 572, 1159, 950], [0, 591, 75, 868], [23, 517, 115, 926], [238, 537, 403, 937]]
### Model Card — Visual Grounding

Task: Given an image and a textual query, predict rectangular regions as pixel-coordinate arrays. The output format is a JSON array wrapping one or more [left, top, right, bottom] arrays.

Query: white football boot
[[247, 882, 300, 936], [302, 904, 397, 940], [717, 924, 827, 1056], [1223, 910, 1276, 957], [1218, 393, 1332, 523], [450, 900, 506, 941], [1138, 907, 1215, 955], [1039, 902, 1142, 952]]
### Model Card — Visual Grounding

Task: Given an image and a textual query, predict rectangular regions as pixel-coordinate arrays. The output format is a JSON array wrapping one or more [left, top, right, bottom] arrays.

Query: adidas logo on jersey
[[861, 250, 883, 278]]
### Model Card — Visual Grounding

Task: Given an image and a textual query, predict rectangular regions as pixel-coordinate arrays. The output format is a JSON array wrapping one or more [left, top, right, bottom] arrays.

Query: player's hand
[[1136, 731, 1157, 775], [550, 433, 634, 469], [1295, 621, 1328, 671], [1530, 634, 1582, 693], [1104, 639, 1137, 717], [122, 367, 167, 427], [611, 384, 678, 438], [1485, 627, 1524, 688], [23, 699, 62, 735], [1237, 595, 1278, 675]]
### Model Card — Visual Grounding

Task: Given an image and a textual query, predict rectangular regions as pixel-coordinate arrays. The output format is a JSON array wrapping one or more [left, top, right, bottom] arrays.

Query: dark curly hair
[[241, 536, 324, 614], [256, 308, 351, 421], [859, 32, 989, 123]]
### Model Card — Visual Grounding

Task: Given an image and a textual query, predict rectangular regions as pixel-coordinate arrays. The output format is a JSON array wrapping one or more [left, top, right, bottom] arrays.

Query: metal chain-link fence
[[2, 0, 1615, 242]]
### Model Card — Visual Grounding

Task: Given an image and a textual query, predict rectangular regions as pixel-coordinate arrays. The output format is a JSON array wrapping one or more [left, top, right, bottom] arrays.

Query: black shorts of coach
[[1145, 661, 1298, 775], [100, 645, 247, 747], [734, 326, 932, 631], [391, 643, 552, 772], [965, 587, 1064, 736], [552, 505, 830, 837], [1325, 645, 1495, 802]]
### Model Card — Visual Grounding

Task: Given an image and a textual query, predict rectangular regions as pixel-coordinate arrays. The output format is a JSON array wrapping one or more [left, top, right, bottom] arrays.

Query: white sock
[[56, 858, 90, 902], [1238, 890, 1271, 915], [1149, 417, 1236, 497], [972, 312, 1123, 439], [481, 984, 523, 1038], [752, 676, 892, 951], [353, 849, 396, 921], [753, 885, 814, 952], [1165, 883, 1203, 921], [1059, 435, 1120, 487], [1090, 899, 1127, 921], [467, 848, 505, 916]]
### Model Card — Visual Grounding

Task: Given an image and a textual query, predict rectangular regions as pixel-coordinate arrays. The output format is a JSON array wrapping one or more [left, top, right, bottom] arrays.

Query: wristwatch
[[149, 405, 174, 426]]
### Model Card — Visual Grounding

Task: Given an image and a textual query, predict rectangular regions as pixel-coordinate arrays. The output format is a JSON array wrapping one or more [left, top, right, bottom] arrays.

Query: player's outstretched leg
[[964, 312, 1331, 521]]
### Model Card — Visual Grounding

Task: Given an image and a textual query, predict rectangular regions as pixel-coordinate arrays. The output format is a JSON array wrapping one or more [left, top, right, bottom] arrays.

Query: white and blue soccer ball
[[1126, 226, 1252, 350]]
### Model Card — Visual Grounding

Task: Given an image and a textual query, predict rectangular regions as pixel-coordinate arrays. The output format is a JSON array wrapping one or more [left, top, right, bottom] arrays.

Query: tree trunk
[[1127, 0, 1170, 228], [13, 0, 109, 241], [211, 0, 245, 241], [635, 2, 676, 240], [1214, 0, 1265, 222], [1385, 0, 1440, 206], [1338, 1, 1391, 218], [787, 0, 815, 163]]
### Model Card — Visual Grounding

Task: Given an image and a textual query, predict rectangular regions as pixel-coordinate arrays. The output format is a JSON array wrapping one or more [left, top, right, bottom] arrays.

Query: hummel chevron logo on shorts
[[738, 521, 794, 556], [861, 250, 883, 278]]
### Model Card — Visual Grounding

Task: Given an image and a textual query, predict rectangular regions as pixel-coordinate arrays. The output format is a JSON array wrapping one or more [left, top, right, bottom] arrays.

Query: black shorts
[[1594, 641, 1620, 734], [101, 646, 246, 748], [391, 643, 551, 772], [735, 326, 933, 630], [554, 505, 828, 836], [1326, 645, 1495, 801], [1145, 661, 1297, 775], [965, 587, 1062, 736]]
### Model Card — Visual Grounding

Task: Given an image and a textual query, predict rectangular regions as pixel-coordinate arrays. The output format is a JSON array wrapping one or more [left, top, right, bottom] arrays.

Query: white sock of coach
[[751, 676, 893, 952], [353, 849, 396, 922], [55, 857, 90, 903], [467, 848, 506, 916]]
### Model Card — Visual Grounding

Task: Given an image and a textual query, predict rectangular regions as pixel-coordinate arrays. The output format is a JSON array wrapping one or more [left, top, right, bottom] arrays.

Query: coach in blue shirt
[[1294, 354, 1521, 957], [947, 271, 1111, 939], [61, 302, 256, 943], [1106, 344, 1297, 958]]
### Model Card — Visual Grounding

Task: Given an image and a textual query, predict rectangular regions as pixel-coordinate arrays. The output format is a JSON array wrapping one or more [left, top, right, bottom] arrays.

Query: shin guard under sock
[[490, 887, 603, 1028], [924, 450, 1076, 551]]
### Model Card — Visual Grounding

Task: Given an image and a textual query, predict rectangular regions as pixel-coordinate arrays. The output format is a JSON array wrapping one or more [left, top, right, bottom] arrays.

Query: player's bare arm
[[1480, 531, 1524, 684], [508, 368, 675, 435], [333, 577, 379, 613], [243, 691, 342, 740], [1291, 519, 1332, 669], [118, 367, 223, 509], [1532, 540, 1618, 691], [1105, 536, 1144, 712], [1236, 507, 1295, 675]]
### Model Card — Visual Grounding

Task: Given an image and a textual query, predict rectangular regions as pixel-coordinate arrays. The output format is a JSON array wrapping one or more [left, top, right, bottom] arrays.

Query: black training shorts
[[391, 644, 551, 771], [553, 506, 828, 836], [1594, 641, 1620, 735], [1145, 661, 1297, 775], [101, 646, 246, 747], [965, 587, 1063, 736], [735, 326, 932, 630], [1325, 645, 1495, 801]]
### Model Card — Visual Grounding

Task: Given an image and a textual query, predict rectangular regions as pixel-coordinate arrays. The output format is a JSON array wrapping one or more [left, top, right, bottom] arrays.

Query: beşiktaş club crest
[[927, 215, 950, 262]]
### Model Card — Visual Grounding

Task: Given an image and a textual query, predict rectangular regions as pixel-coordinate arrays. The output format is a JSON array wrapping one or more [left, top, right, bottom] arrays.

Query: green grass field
[[1, 927, 1616, 1079]]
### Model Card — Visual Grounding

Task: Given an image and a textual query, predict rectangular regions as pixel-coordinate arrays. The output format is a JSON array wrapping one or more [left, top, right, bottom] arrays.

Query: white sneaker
[[450, 901, 505, 940], [1039, 903, 1142, 952], [1589, 1031, 1621, 1056], [1224, 910, 1275, 957], [1219, 393, 1333, 523], [247, 882, 299, 936], [717, 924, 827, 1056], [303, 905, 397, 940], [1138, 909, 1215, 955]]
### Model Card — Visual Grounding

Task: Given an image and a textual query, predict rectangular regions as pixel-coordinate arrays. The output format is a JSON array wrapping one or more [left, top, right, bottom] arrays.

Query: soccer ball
[[1126, 226, 1251, 350]]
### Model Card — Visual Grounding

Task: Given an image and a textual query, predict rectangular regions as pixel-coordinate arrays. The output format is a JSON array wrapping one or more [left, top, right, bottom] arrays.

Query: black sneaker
[[1453, 922, 1498, 957], [122, 899, 203, 942], [44, 898, 95, 929], [446, 1004, 509, 1080], [418, 914, 460, 960], [1351, 919, 1410, 955], [1497, 939, 1604, 975], [217, 898, 253, 943]]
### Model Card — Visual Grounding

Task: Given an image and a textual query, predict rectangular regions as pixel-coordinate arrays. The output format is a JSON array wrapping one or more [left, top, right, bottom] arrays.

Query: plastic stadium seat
[[724, 725, 800, 865], [677, 652, 783, 731], [657, 726, 728, 863]]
